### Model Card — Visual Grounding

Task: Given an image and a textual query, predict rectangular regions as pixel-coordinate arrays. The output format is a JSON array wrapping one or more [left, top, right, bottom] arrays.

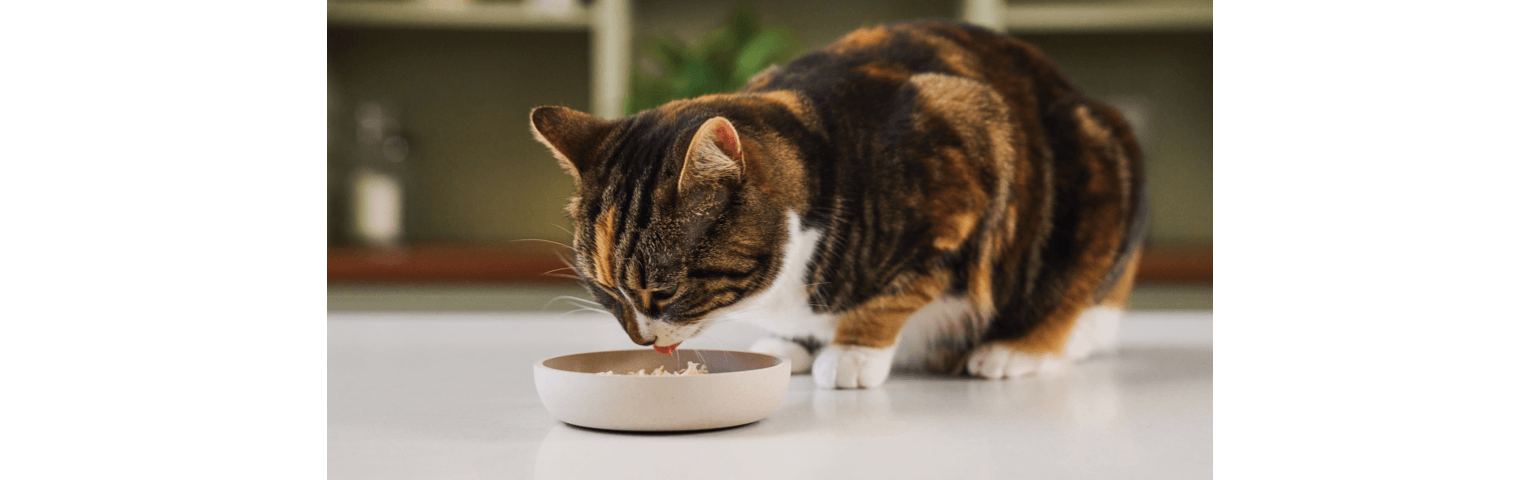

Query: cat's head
[[530, 103, 792, 349]]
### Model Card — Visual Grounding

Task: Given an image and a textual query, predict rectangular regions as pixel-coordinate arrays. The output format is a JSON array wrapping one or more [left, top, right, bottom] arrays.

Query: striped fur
[[530, 20, 1148, 384]]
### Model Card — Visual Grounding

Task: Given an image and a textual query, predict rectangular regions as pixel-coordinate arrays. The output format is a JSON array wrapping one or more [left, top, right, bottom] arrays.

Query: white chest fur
[[704, 212, 838, 340], [716, 211, 995, 370]]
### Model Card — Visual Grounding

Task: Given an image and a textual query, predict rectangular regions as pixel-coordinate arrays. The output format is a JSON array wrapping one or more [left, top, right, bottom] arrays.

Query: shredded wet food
[[597, 361, 709, 376]]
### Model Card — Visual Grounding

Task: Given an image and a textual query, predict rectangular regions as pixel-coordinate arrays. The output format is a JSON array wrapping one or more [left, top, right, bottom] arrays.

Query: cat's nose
[[622, 311, 656, 345], [623, 324, 656, 346]]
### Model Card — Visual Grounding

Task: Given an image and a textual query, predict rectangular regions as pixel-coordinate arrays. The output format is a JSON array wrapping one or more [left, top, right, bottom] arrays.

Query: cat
[[530, 20, 1147, 389]]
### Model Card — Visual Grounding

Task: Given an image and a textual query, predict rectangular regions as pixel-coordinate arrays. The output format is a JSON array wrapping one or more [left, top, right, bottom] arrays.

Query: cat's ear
[[530, 106, 612, 181], [678, 116, 744, 193]]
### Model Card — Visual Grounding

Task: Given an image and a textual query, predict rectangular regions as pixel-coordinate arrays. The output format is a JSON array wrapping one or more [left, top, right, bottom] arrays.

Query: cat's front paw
[[966, 341, 1071, 379], [749, 337, 813, 374], [812, 344, 896, 389]]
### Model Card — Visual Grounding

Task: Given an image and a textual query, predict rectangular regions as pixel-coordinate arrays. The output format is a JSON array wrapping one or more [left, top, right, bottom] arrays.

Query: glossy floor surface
[[329, 311, 1212, 479]]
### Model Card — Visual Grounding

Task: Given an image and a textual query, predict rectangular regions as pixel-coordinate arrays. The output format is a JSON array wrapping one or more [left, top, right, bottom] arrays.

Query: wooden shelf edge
[[1003, 4, 1212, 33], [328, 242, 576, 285], [1135, 245, 1212, 285], [330, 243, 1210, 286], [327, 2, 593, 31]]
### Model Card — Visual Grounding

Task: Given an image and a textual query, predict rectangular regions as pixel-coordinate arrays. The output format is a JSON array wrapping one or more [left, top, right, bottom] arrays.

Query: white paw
[[812, 344, 896, 389], [965, 342, 1070, 379], [749, 337, 813, 374]]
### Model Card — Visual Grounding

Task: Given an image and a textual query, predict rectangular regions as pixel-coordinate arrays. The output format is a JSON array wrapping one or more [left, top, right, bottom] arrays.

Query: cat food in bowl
[[533, 349, 790, 432]]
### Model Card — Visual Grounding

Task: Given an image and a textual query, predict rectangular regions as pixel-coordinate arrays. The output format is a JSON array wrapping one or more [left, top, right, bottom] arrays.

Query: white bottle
[[352, 102, 408, 247]]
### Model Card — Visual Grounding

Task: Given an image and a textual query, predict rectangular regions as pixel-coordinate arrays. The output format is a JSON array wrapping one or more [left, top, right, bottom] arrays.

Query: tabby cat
[[530, 20, 1147, 389]]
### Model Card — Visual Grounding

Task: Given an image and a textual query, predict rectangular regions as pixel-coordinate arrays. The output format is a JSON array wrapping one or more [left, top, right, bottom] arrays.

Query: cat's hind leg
[[749, 336, 816, 374], [966, 247, 1139, 379], [966, 306, 1123, 378]]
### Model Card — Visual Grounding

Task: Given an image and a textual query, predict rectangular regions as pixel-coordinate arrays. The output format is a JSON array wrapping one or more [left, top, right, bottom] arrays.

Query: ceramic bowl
[[533, 349, 790, 432]]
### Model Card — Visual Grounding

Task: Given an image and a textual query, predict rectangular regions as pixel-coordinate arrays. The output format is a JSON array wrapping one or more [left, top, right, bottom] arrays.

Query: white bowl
[[533, 349, 790, 432]]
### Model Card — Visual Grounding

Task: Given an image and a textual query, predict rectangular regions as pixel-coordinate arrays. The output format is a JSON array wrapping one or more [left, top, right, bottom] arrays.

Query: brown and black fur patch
[[531, 20, 1147, 369]]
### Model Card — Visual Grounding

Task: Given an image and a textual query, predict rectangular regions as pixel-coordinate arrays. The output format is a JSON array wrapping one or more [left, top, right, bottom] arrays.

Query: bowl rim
[[534, 348, 787, 379]]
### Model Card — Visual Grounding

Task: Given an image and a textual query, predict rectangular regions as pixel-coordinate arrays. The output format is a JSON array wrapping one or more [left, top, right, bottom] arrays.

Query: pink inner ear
[[713, 122, 740, 157]]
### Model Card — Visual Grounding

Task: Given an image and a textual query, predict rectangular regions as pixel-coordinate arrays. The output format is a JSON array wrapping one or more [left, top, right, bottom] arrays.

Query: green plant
[[624, 6, 805, 116]]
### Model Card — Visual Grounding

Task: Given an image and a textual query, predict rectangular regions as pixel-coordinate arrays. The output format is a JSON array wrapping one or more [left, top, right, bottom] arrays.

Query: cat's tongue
[[653, 343, 679, 355]]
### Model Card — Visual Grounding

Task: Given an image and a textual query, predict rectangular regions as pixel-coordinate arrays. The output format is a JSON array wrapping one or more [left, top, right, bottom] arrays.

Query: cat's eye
[[654, 284, 679, 299]]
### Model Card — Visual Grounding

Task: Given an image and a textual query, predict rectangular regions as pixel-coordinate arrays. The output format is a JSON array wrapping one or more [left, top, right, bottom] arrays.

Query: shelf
[[327, 1, 592, 31], [329, 243, 1211, 285], [328, 242, 575, 284], [1134, 244, 1211, 284], [1004, 4, 1212, 33], [327, 0, 631, 121], [962, 0, 1211, 34]]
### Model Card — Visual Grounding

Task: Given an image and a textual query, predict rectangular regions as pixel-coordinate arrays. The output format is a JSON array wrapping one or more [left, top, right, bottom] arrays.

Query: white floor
[[329, 311, 1212, 479]]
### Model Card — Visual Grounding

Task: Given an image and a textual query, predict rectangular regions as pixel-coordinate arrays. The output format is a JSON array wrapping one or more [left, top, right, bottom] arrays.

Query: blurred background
[[327, 0, 1212, 312]]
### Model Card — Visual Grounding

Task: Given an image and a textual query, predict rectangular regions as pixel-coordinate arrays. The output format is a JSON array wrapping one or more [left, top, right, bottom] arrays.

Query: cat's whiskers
[[542, 295, 600, 311], [548, 223, 575, 238], [552, 249, 579, 269], [562, 295, 600, 306], [541, 266, 577, 276], [554, 305, 610, 320], [544, 250, 590, 284], [510, 238, 574, 251], [690, 328, 750, 368]]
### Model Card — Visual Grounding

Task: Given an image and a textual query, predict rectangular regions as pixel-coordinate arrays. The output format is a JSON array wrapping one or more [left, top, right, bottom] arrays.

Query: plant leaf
[[643, 36, 691, 73], [725, 7, 759, 52], [625, 71, 673, 115], [731, 30, 803, 87], [624, 6, 802, 114]]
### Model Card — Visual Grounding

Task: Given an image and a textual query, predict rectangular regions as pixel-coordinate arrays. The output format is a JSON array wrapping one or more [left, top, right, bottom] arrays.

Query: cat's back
[[735, 20, 1148, 322], [744, 20, 1081, 118]]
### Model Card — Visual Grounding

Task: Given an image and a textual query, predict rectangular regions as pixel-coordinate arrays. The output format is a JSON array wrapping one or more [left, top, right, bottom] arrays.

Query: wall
[[1018, 32, 1213, 244], [326, 0, 1211, 246], [328, 28, 591, 243]]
